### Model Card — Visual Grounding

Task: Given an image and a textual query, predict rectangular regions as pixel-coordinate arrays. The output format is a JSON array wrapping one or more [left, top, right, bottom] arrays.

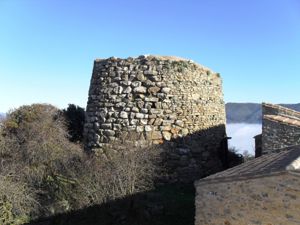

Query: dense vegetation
[[0, 103, 246, 225], [0, 104, 160, 225]]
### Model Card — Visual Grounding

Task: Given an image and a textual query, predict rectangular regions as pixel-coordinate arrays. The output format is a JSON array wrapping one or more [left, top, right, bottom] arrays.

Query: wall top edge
[[93, 55, 218, 75]]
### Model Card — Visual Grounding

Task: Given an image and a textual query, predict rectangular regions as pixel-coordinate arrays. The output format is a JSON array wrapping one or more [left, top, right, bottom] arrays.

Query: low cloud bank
[[226, 123, 262, 155]]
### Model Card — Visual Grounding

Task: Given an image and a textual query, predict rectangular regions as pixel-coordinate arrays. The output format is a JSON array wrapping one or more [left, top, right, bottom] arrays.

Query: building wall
[[84, 55, 226, 182], [262, 119, 300, 154], [195, 173, 300, 225], [261, 103, 300, 154], [254, 134, 262, 157]]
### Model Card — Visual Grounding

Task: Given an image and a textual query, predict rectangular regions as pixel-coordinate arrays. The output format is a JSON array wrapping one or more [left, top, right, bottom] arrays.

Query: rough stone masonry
[[84, 55, 226, 182], [261, 103, 300, 155]]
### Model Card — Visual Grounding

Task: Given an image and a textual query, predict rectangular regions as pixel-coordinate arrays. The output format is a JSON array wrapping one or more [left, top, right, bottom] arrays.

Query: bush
[[0, 174, 37, 225], [62, 104, 85, 143], [0, 104, 160, 223], [75, 145, 161, 207], [227, 147, 244, 168], [0, 104, 84, 217]]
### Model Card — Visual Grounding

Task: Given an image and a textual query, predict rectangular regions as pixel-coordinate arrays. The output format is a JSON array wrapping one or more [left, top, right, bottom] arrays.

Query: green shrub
[[62, 104, 85, 143]]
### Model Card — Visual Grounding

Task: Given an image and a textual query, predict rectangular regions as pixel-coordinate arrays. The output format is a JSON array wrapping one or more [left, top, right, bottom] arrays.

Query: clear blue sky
[[0, 0, 299, 112]]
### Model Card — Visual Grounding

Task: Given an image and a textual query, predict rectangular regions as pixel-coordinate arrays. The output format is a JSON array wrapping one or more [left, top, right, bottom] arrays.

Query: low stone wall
[[195, 172, 300, 225], [84, 55, 226, 182]]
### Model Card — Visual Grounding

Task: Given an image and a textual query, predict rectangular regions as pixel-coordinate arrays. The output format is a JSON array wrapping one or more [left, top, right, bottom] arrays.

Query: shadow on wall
[[103, 124, 232, 184], [158, 124, 231, 183], [26, 125, 236, 225], [25, 184, 195, 225]]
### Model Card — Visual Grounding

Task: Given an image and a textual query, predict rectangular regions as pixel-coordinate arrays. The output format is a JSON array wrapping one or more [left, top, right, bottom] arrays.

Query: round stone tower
[[84, 55, 226, 182]]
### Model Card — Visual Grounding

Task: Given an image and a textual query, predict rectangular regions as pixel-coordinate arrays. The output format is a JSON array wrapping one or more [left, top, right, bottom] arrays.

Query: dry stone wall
[[84, 55, 226, 182], [262, 103, 300, 154], [262, 118, 300, 154]]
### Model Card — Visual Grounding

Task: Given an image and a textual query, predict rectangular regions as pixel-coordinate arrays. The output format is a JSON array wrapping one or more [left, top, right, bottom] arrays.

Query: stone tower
[[84, 55, 226, 182]]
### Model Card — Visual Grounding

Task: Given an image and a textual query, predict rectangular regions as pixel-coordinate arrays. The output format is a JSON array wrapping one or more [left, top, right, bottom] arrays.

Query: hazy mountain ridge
[[226, 103, 300, 124]]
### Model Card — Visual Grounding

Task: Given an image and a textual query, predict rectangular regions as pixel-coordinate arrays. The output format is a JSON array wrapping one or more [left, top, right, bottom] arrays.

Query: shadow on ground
[[25, 125, 242, 225], [26, 184, 195, 225]]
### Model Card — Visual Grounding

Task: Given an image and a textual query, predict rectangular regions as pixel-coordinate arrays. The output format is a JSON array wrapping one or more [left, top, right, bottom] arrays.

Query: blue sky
[[0, 0, 299, 112]]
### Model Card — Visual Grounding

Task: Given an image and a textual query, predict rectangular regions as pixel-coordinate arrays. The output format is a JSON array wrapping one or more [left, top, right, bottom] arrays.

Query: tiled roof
[[264, 115, 300, 127], [197, 145, 300, 184]]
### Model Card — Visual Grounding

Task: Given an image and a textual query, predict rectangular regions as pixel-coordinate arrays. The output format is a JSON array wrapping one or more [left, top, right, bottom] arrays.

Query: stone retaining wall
[[84, 55, 226, 182]]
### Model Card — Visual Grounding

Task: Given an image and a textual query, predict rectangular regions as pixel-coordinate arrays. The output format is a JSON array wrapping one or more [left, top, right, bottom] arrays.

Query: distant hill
[[226, 103, 300, 124]]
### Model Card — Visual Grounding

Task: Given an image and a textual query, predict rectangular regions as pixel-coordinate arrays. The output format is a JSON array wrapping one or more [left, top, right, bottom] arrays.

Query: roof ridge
[[263, 102, 300, 116], [264, 115, 300, 128], [196, 146, 300, 184]]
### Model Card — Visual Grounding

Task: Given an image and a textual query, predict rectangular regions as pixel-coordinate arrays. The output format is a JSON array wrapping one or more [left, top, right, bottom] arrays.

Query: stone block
[[120, 111, 128, 119], [162, 131, 172, 141], [145, 125, 152, 132], [180, 128, 189, 136], [145, 97, 159, 102], [132, 107, 139, 112], [136, 126, 144, 132], [136, 73, 145, 81], [148, 86, 161, 95], [131, 81, 141, 87], [123, 86, 132, 94], [104, 130, 115, 136], [175, 120, 184, 127], [160, 125, 172, 131], [161, 87, 171, 93], [137, 101, 144, 108], [140, 119, 148, 125], [148, 118, 155, 125], [135, 113, 145, 119], [133, 86, 147, 93], [101, 123, 112, 129], [144, 70, 158, 75], [151, 131, 163, 140], [141, 108, 148, 113], [153, 118, 163, 126], [150, 109, 162, 114]]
